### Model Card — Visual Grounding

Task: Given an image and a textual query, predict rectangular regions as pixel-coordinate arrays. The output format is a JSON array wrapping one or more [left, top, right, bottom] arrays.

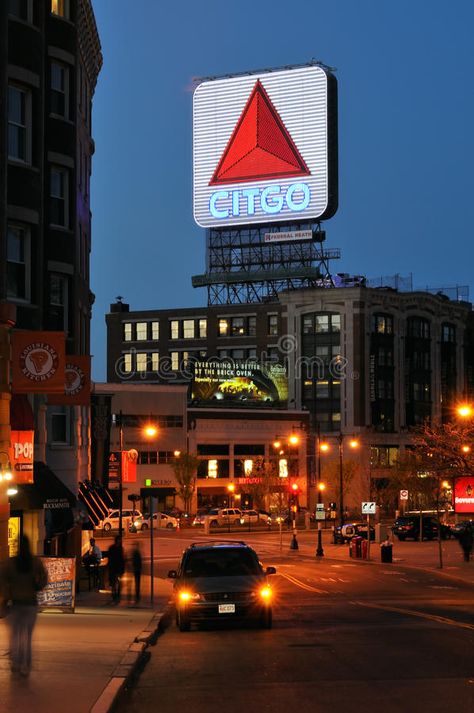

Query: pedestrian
[[107, 536, 125, 603], [0, 534, 48, 676], [83, 538, 103, 589], [458, 524, 473, 562], [131, 542, 142, 605]]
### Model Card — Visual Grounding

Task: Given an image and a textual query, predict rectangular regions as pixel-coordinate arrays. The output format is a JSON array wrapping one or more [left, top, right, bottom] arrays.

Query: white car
[[240, 509, 272, 525], [98, 509, 143, 532], [130, 512, 178, 531]]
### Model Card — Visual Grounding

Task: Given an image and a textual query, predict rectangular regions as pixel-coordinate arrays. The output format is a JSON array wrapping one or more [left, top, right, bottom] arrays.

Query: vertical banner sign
[[12, 331, 65, 393], [454, 478, 474, 513], [8, 517, 20, 557], [108, 452, 120, 490], [121, 449, 138, 483], [37, 557, 76, 612], [48, 355, 91, 406], [9, 430, 34, 484]]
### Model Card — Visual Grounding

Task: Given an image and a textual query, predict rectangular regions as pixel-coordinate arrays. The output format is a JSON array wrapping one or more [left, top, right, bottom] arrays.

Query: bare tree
[[170, 453, 200, 514]]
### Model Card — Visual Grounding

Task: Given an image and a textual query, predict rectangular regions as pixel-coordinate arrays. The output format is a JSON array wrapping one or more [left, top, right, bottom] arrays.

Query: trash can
[[361, 539, 368, 560], [381, 542, 393, 563], [351, 536, 363, 558]]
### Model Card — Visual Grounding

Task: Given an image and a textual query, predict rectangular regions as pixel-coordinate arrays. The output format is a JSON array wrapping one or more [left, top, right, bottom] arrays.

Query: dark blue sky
[[90, 0, 474, 380]]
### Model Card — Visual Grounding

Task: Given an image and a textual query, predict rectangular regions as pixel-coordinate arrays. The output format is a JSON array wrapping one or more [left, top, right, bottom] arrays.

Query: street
[[116, 530, 474, 713]]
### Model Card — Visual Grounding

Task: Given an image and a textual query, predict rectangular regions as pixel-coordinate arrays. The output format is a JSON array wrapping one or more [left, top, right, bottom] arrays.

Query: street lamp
[[338, 435, 359, 526], [316, 481, 326, 557]]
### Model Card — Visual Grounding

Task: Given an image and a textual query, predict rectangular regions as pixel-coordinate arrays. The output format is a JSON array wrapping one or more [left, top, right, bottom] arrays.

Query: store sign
[[264, 230, 312, 243], [12, 330, 65, 393], [454, 477, 474, 513], [10, 429, 34, 484], [192, 360, 288, 404], [193, 65, 337, 227]]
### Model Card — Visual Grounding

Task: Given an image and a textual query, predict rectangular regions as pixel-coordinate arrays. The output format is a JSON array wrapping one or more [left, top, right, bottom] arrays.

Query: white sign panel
[[193, 65, 335, 228], [399, 490, 409, 501], [362, 502, 376, 515], [264, 230, 313, 243], [315, 503, 325, 520]]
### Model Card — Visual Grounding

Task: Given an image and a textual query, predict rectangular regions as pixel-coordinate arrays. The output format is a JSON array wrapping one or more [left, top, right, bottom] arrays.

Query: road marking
[[278, 572, 328, 593], [353, 601, 474, 631]]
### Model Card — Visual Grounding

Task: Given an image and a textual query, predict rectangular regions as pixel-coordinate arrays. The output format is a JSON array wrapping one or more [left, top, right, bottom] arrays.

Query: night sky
[[90, 0, 474, 380]]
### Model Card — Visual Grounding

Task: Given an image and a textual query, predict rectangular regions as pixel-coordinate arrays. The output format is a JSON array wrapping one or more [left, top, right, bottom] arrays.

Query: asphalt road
[[116, 538, 474, 713]]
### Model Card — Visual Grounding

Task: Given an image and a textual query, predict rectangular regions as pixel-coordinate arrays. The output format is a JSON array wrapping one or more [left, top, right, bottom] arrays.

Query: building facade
[[0, 0, 102, 553]]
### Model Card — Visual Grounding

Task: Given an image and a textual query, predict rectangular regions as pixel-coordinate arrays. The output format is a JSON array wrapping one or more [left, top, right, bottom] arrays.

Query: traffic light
[[289, 482, 300, 508]]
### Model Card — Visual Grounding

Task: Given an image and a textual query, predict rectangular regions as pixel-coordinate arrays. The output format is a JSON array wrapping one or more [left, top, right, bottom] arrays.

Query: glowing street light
[[461, 445, 471, 454], [457, 404, 473, 418]]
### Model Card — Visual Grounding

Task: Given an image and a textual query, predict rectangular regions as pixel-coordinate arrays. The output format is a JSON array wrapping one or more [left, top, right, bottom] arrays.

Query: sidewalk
[[0, 571, 173, 713]]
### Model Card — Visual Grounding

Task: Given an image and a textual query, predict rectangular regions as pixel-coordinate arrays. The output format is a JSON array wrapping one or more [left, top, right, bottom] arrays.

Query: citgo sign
[[193, 64, 338, 228]]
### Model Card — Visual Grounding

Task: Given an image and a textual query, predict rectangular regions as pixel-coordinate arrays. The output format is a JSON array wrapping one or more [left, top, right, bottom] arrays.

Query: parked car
[[451, 520, 474, 538], [168, 540, 276, 631], [97, 508, 142, 532], [240, 510, 272, 526], [334, 522, 375, 544], [392, 515, 451, 541], [192, 510, 209, 526], [207, 508, 243, 527], [129, 512, 178, 531]]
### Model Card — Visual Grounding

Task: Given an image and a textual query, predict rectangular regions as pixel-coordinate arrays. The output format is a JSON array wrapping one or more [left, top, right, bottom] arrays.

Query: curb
[[89, 610, 166, 713]]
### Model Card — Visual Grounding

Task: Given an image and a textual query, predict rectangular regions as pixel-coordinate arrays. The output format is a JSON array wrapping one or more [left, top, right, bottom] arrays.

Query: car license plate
[[218, 603, 235, 614]]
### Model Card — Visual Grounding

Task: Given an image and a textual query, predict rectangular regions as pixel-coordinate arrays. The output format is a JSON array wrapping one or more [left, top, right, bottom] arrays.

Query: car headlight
[[178, 590, 201, 602], [259, 586, 272, 600]]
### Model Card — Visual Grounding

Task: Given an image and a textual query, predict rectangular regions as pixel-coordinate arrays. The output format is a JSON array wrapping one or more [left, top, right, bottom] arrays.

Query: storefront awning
[[140, 487, 176, 499], [13, 462, 76, 511]]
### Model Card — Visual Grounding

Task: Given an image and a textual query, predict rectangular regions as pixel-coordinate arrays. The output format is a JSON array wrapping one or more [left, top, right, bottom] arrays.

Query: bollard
[[290, 533, 299, 550]]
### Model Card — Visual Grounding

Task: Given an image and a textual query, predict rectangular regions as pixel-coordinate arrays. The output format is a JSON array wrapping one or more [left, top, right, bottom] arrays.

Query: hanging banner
[[48, 355, 91, 406], [9, 429, 34, 484], [12, 331, 65, 394], [122, 449, 138, 483]]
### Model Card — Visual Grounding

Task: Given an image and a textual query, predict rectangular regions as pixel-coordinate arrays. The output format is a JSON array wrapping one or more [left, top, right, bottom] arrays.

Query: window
[[303, 315, 313, 334], [315, 315, 329, 333], [50, 405, 70, 444], [331, 314, 341, 332], [50, 167, 69, 227], [151, 321, 159, 339], [7, 224, 30, 300], [136, 353, 147, 373], [377, 347, 393, 367], [136, 322, 147, 340], [8, 85, 31, 163], [376, 379, 394, 400], [316, 380, 329, 398], [51, 63, 69, 118], [123, 323, 132, 342], [151, 352, 159, 372], [407, 317, 430, 339], [51, 0, 69, 18], [248, 316, 256, 336], [373, 314, 393, 334], [218, 319, 228, 336], [183, 320, 195, 339], [170, 320, 179, 339], [158, 451, 177, 464], [413, 382, 431, 402], [442, 324, 455, 343], [49, 273, 68, 331], [231, 317, 245, 336], [123, 353, 132, 373], [171, 352, 179, 370], [8, 0, 33, 22], [268, 314, 278, 336], [199, 319, 207, 338]]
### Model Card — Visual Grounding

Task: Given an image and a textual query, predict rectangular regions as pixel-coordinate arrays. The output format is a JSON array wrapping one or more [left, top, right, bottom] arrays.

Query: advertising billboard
[[454, 477, 474, 513], [193, 64, 337, 228], [192, 361, 288, 404]]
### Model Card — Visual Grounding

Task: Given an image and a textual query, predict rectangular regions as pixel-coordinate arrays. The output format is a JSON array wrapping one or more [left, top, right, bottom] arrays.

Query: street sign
[[315, 503, 325, 520], [362, 501, 376, 515], [400, 489, 409, 501]]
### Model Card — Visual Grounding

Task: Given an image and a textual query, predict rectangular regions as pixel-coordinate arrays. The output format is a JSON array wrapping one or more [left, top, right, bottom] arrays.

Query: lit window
[[219, 319, 228, 336], [8, 85, 31, 163], [50, 167, 69, 227], [199, 319, 207, 338], [7, 224, 30, 301], [151, 321, 159, 339], [136, 322, 147, 341], [123, 323, 132, 342], [208, 460, 218, 478], [279, 458, 288, 478], [231, 317, 245, 336], [171, 352, 179, 370], [51, 63, 69, 118], [123, 353, 132, 373], [244, 459, 253, 475], [331, 314, 341, 332], [51, 0, 69, 18], [315, 315, 329, 333], [373, 314, 393, 334], [183, 320, 195, 339], [151, 353, 159, 371], [170, 320, 179, 339], [136, 353, 147, 373]]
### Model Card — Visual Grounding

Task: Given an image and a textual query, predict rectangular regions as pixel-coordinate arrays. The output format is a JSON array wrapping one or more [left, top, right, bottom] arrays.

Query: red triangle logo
[[209, 80, 310, 186]]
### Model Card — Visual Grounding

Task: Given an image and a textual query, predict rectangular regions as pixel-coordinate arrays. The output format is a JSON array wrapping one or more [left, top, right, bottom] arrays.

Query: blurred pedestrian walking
[[458, 523, 473, 562], [107, 536, 125, 603], [0, 535, 48, 676]]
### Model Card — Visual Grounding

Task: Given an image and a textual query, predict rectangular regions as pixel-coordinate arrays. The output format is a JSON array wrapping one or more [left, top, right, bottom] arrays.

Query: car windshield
[[183, 549, 261, 577]]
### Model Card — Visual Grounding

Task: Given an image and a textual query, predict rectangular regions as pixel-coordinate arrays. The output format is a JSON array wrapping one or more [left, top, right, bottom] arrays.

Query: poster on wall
[[8, 517, 20, 557], [192, 361, 288, 404], [37, 557, 76, 612], [454, 477, 474, 513]]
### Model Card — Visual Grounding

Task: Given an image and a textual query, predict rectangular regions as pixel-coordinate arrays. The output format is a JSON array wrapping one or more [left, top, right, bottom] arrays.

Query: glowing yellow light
[[441, 481, 451, 489], [273, 440, 281, 449], [457, 405, 473, 418], [320, 442, 330, 452], [179, 591, 191, 602], [259, 586, 272, 600], [174, 450, 181, 457], [318, 482, 326, 492], [349, 439, 359, 449], [227, 483, 235, 493], [144, 425, 158, 437], [462, 445, 471, 453], [289, 434, 299, 446]]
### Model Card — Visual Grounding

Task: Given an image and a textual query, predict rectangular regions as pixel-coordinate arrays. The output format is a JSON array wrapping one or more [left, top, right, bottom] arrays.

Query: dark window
[[197, 444, 230, 456], [407, 317, 430, 339], [50, 167, 68, 227], [51, 63, 68, 117], [234, 444, 265, 456], [442, 324, 456, 343], [7, 224, 28, 300]]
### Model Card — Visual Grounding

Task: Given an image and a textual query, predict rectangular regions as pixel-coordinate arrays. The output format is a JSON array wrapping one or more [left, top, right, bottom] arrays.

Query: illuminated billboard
[[454, 477, 474, 513], [193, 64, 337, 228], [192, 361, 288, 405]]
